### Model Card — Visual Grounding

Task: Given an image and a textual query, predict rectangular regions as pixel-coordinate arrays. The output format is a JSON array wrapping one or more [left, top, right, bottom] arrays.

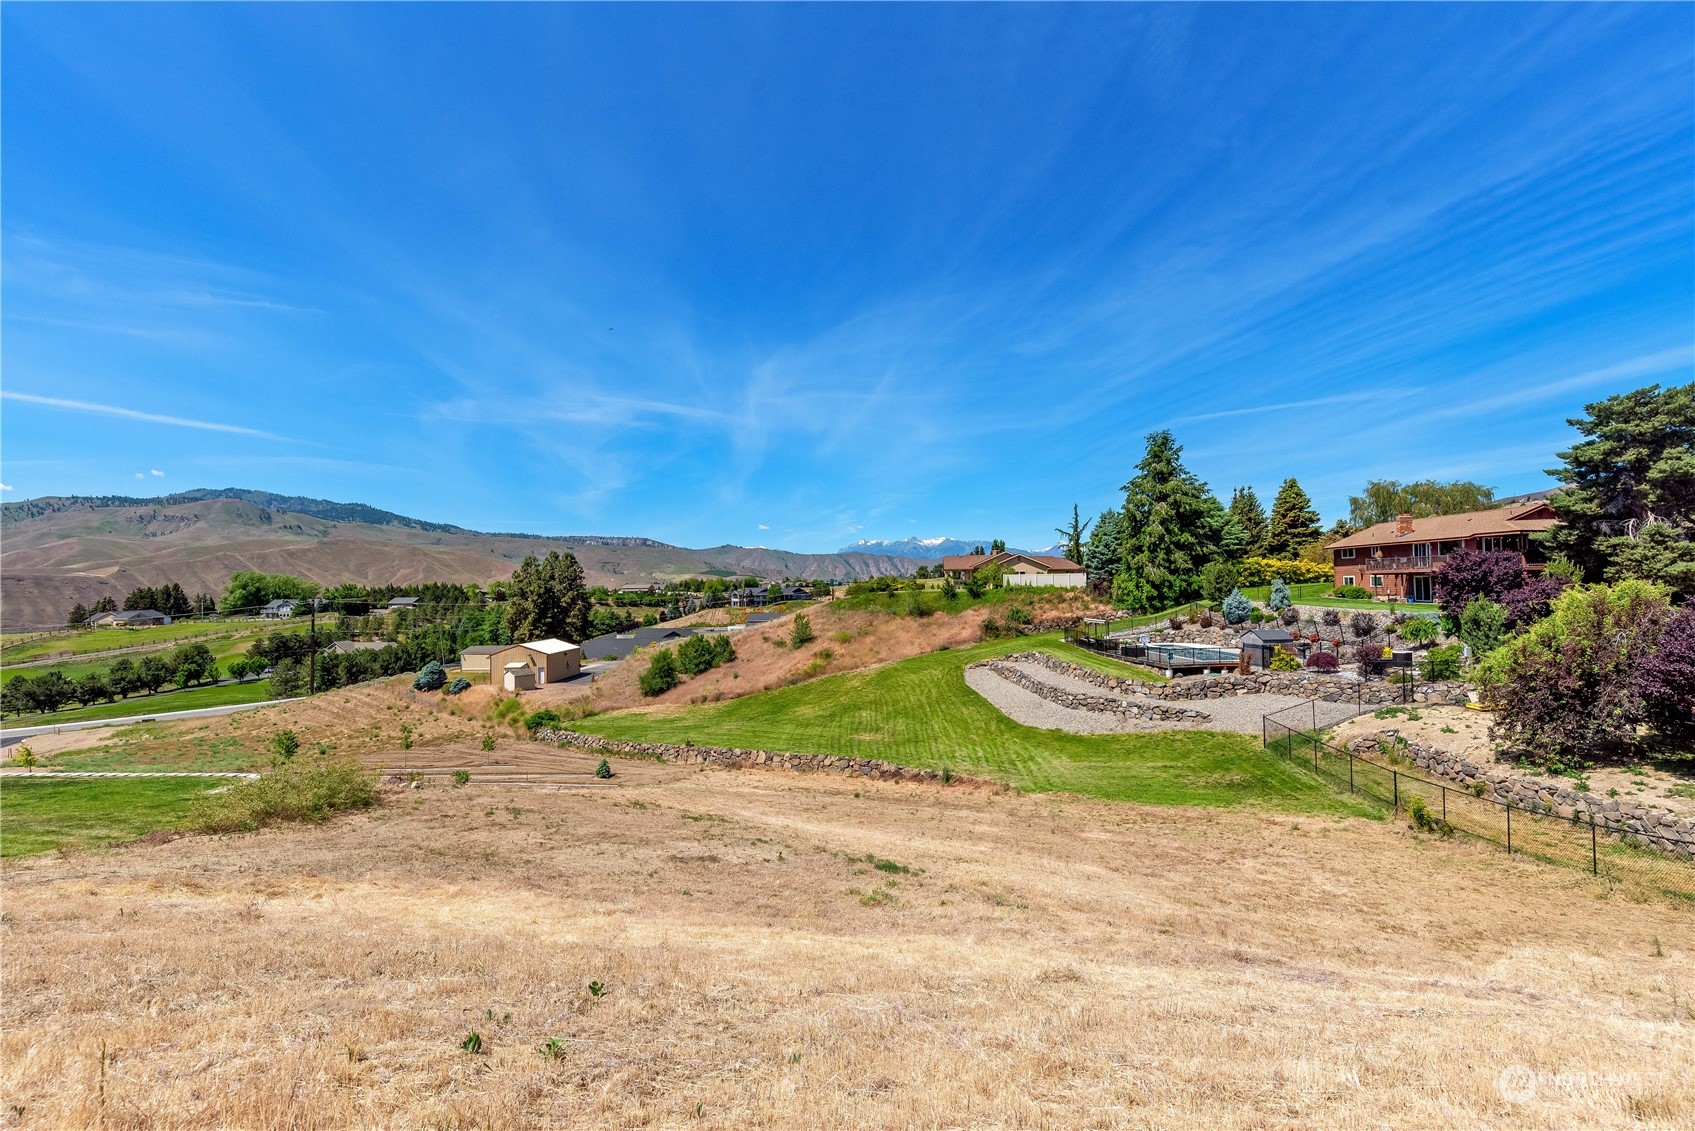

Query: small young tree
[[66, 603, 89, 629], [413, 661, 447, 692], [789, 613, 815, 649], [1199, 561, 1238, 604], [1268, 578, 1293, 612], [1348, 611, 1379, 639], [1222, 589, 1252, 625], [940, 577, 958, 600], [272, 729, 300, 761], [12, 743, 36, 771], [269, 658, 306, 698], [638, 649, 679, 697]]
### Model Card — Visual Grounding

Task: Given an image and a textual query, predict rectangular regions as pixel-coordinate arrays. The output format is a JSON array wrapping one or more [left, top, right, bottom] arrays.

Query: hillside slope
[[0, 492, 919, 629]]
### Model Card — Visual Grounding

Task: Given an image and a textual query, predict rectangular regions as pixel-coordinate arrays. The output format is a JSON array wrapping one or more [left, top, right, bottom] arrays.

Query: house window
[[1438, 540, 1462, 555], [1338, 548, 1356, 559], [1342, 575, 1356, 587], [1370, 575, 1384, 588], [1480, 535, 1516, 553]]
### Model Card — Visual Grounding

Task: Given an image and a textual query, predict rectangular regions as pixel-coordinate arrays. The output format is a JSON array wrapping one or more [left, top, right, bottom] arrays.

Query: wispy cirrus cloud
[[2, 391, 297, 441]]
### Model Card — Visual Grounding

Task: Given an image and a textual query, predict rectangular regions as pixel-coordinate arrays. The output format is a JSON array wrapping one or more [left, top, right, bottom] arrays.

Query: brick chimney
[[1395, 513, 1415, 535]]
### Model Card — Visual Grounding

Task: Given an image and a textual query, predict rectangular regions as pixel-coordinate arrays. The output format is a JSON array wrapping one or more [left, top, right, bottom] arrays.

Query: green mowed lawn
[[5, 679, 279, 728], [574, 633, 1369, 815], [0, 775, 224, 857]]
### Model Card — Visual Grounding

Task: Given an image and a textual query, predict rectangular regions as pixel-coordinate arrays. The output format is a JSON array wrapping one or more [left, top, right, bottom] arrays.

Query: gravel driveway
[[966, 661, 1369, 736]]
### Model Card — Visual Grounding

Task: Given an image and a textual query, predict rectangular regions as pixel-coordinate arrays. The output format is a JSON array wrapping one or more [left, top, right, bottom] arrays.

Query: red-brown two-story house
[[1327, 498, 1559, 603]]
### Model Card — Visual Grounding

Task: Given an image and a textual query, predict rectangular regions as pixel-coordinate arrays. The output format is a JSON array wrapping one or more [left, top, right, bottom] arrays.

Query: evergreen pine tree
[[1229, 487, 1269, 557], [1265, 478, 1323, 559], [505, 551, 592, 643], [1084, 509, 1122, 584], [1119, 431, 1220, 607], [1055, 504, 1092, 566]]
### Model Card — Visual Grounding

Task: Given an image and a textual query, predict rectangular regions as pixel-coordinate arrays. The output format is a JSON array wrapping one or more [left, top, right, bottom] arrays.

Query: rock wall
[[1350, 730, 1694, 859], [973, 661, 1210, 723], [535, 728, 996, 788], [1004, 651, 1468, 706]]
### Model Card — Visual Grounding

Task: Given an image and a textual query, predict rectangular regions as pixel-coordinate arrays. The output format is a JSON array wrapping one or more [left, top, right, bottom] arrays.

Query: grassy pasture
[[0, 775, 225, 856], [4, 678, 278, 728], [574, 633, 1368, 815]]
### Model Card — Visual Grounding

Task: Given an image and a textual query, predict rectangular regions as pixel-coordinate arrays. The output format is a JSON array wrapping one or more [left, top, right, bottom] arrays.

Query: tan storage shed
[[486, 639, 582, 690]]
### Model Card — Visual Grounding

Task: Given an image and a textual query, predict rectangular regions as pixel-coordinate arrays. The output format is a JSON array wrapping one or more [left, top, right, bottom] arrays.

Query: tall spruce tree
[[1055, 504, 1092, 566], [506, 551, 592, 643], [1119, 431, 1220, 608], [1229, 486, 1269, 557], [1084, 509, 1122, 584], [1265, 478, 1323, 559]]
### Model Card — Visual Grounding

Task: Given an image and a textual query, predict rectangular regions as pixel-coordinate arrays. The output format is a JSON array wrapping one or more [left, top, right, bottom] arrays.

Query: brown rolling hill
[[0, 490, 922, 630]]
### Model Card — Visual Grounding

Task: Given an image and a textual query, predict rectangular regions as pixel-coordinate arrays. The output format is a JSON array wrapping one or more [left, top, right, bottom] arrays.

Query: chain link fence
[[1263, 699, 1695, 902]]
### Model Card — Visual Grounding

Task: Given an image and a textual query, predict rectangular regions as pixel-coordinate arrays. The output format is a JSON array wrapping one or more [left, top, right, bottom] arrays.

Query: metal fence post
[[1348, 752, 1354, 794], [1591, 819, 1597, 875], [1442, 786, 1447, 824], [1392, 770, 1399, 814], [1506, 803, 1512, 854]]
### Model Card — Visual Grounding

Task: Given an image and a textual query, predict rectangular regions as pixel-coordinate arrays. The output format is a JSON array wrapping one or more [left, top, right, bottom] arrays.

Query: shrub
[[1268, 578, 1293, 612], [481, 734, 496, 752], [676, 633, 717, 676], [1458, 597, 1507, 657], [1305, 651, 1340, 671], [1222, 589, 1252, 625], [1332, 585, 1372, 601], [709, 634, 736, 665], [595, 758, 613, 779], [1005, 606, 1033, 626], [1268, 647, 1302, 672], [1397, 616, 1440, 645], [638, 648, 679, 696], [1321, 608, 1342, 627], [1238, 557, 1331, 586], [1419, 644, 1464, 681], [789, 613, 815, 649], [1407, 796, 1452, 836], [1194, 609, 1215, 629], [1348, 611, 1379, 638], [444, 677, 471, 696], [413, 661, 447, 692], [1278, 605, 1299, 626], [452, 768, 470, 787], [1352, 641, 1389, 664], [269, 658, 306, 698], [980, 617, 1003, 641], [524, 708, 562, 734], [187, 756, 377, 833]]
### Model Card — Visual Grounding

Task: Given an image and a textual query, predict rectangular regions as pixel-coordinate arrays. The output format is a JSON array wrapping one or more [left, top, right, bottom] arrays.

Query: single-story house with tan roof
[[939, 551, 1086, 587], [1327, 498, 1559, 602], [486, 638, 582, 691]]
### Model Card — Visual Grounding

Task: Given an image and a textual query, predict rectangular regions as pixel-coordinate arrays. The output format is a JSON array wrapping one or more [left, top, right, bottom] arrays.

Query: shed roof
[[515, 638, 581, 654], [460, 645, 507, 656], [1240, 628, 1295, 645]]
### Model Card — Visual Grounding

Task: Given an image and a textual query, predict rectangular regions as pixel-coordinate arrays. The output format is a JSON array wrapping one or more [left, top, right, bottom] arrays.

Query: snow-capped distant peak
[[840, 537, 1067, 560]]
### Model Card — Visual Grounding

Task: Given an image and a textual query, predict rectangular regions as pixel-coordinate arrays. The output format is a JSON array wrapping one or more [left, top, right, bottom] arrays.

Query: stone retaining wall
[[535, 728, 995, 788], [1350, 730, 1694, 858], [973, 661, 1209, 723], [1006, 651, 1468, 706]]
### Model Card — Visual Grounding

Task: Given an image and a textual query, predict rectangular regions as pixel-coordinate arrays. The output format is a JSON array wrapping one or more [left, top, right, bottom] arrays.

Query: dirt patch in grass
[[2, 769, 1689, 1127]]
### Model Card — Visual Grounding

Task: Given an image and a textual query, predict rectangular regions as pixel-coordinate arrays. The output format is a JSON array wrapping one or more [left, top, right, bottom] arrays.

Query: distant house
[[727, 586, 769, 608], [325, 639, 387, 655], [486, 638, 582, 691], [939, 552, 1086, 587], [617, 583, 660, 594], [90, 609, 171, 628], [578, 626, 694, 662], [458, 644, 508, 673], [386, 596, 420, 612], [1326, 501, 1559, 603], [260, 599, 298, 619]]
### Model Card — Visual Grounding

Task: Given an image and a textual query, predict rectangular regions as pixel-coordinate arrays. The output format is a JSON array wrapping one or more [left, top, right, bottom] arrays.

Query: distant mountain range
[[0, 489, 922, 630], [838, 537, 1065, 560]]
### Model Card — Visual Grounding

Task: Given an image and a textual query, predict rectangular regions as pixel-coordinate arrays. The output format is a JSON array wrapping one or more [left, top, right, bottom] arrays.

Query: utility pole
[[308, 598, 317, 696]]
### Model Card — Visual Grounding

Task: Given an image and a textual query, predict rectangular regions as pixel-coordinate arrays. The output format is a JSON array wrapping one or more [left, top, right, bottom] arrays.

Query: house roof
[[387, 596, 419, 607], [1327, 503, 1558, 551], [262, 598, 295, 609], [106, 609, 165, 621], [325, 640, 387, 654], [579, 626, 693, 661], [940, 551, 1083, 572], [513, 638, 581, 655]]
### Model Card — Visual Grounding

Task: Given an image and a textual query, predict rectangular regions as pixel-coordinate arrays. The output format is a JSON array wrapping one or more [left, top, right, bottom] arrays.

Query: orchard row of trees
[[1, 643, 219, 716]]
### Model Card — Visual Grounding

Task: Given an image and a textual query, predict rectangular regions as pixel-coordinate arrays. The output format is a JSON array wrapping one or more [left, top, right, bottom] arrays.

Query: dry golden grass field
[[4, 761, 1692, 1129]]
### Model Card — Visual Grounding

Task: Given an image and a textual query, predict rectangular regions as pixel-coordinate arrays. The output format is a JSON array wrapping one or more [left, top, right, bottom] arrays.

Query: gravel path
[[969, 661, 1369, 736]]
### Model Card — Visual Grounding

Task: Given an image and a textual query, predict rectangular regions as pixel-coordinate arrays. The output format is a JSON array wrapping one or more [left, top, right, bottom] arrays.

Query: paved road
[[0, 698, 301, 746]]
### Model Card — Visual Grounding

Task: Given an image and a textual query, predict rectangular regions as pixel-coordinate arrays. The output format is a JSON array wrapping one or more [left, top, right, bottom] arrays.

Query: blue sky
[[3, 4, 1691, 552]]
